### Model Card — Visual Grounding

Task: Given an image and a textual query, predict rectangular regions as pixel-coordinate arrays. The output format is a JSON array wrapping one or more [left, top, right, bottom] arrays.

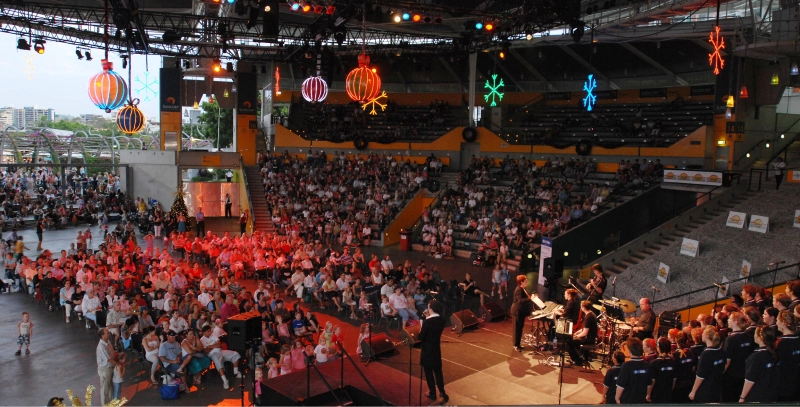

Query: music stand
[[524, 295, 547, 356]]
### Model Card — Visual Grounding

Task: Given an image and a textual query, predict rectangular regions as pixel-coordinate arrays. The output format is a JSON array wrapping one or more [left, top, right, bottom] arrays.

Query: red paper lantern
[[88, 60, 128, 113], [301, 76, 328, 102], [345, 54, 381, 103]]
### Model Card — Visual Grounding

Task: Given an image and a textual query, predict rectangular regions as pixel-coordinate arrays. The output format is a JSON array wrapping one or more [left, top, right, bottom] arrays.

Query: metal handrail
[[239, 156, 254, 233], [335, 341, 387, 406], [765, 133, 800, 177], [733, 138, 773, 166], [652, 262, 800, 309], [304, 352, 344, 406]]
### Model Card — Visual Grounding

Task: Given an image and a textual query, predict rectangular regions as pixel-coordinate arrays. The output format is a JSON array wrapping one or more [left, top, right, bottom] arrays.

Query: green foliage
[[198, 101, 234, 149]]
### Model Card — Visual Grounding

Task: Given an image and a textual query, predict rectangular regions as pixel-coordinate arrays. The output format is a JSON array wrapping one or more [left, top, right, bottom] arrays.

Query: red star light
[[708, 25, 725, 75]]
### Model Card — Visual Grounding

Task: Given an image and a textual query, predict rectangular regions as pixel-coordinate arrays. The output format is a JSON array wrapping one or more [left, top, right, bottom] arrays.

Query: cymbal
[[617, 300, 637, 313], [592, 304, 605, 312], [600, 299, 637, 313]]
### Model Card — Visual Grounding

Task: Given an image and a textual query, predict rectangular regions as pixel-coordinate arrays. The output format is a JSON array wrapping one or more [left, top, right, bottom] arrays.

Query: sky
[[0, 34, 162, 120]]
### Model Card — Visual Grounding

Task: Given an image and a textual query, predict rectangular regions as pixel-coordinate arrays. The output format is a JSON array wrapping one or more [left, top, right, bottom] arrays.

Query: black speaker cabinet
[[450, 309, 479, 333], [401, 324, 422, 346], [360, 333, 396, 359], [543, 258, 564, 280], [226, 311, 262, 352], [479, 302, 507, 322]]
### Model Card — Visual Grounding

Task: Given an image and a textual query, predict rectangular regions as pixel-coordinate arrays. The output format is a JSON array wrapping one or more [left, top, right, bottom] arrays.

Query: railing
[[733, 138, 773, 167], [652, 262, 800, 321], [749, 166, 797, 191], [336, 342, 387, 406], [239, 156, 254, 234], [303, 352, 343, 405]]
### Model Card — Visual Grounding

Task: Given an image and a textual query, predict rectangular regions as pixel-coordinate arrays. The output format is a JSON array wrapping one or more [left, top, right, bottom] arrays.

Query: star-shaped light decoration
[[708, 25, 725, 75], [484, 74, 505, 107], [361, 90, 388, 115]]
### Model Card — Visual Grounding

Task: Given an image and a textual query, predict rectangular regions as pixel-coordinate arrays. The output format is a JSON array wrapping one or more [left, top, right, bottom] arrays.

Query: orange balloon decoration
[[345, 54, 381, 103], [88, 60, 128, 113]]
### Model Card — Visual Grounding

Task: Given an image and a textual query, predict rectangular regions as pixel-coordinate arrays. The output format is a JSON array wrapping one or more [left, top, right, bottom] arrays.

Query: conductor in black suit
[[511, 275, 534, 352], [419, 299, 448, 403]]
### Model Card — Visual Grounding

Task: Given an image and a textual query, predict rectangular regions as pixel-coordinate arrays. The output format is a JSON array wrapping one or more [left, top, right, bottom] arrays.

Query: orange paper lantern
[[345, 54, 381, 103]]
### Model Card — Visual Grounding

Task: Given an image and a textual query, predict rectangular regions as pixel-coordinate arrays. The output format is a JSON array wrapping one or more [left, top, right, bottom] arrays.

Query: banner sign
[[546, 92, 571, 101], [538, 237, 553, 286], [726, 211, 746, 228], [663, 170, 723, 186], [657, 262, 670, 284], [595, 90, 618, 100], [794, 210, 800, 228], [740, 260, 752, 279], [690, 85, 715, 96], [788, 170, 800, 183], [680, 238, 699, 257], [717, 276, 730, 299], [159, 68, 181, 113], [748, 215, 769, 233], [640, 88, 667, 98]]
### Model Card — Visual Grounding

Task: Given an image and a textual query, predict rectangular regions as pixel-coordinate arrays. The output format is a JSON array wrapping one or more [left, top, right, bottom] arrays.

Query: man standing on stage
[[511, 275, 534, 352], [195, 207, 205, 237], [419, 300, 448, 403], [586, 264, 607, 303]]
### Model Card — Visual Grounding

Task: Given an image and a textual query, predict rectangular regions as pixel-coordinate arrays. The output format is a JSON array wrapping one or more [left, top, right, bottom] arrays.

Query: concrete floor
[[0, 219, 576, 406]]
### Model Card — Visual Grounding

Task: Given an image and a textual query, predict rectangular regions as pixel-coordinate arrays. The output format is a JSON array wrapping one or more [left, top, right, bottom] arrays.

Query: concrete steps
[[244, 165, 277, 233]]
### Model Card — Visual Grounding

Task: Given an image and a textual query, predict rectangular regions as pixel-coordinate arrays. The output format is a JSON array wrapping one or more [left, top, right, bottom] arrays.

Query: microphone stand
[[651, 286, 658, 302], [711, 284, 721, 325], [612, 277, 616, 298]]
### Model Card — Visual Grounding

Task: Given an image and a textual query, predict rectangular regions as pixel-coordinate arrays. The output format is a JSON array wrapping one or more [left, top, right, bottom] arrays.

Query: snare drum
[[616, 323, 632, 338]]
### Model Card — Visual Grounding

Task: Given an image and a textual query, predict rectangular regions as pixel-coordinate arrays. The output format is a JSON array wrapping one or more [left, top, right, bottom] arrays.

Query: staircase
[[606, 190, 757, 275], [244, 164, 277, 234]]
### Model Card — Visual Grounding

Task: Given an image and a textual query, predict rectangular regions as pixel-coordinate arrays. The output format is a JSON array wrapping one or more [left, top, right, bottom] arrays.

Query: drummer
[[632, 297, 656, 339], [586, 264, 607, 304]]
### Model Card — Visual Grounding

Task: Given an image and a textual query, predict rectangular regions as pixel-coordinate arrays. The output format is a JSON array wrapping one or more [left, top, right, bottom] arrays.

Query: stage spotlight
[[474, 22, 483, 30], [484, 22, 494, 31], [122, 56, 128, 69], [525, 29, 533, 40], [33, 39, 45, 54], [290, 1, 299, 11], [226, 0, 234, 3], [17, 38, 30, 51], [260, 65, 267, 74], [212, 59, 222, 73], [226, 62, 234, 72], [412, 14, 421, 22], [85, 51, 92, 61], [75, 49, 84, 59], [402, 12, 410, 20], [570, 20, 585, 43], [393, 14, 401, 22], [433, 16, 442, 24]]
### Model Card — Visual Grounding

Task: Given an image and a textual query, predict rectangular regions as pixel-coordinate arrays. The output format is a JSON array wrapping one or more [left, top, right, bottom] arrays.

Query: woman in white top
[[141, 327, 162, 384]]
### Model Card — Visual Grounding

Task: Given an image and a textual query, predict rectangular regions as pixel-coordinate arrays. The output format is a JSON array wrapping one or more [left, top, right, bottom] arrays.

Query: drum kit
[[592, 298, 637, 365]]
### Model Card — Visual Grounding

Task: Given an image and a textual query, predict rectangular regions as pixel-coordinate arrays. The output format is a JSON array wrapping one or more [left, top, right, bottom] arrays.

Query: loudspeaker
[[479, 302, 507, 322], [401, 324, 422, 346], [450, 309, 479, 333], [226, 311, 262, 352], [360, 333, 396, 359], [543, 258, 564, 280]]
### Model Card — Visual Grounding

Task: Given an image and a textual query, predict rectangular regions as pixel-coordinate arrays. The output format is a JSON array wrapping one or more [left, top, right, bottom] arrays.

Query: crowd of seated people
[[418, 155, 614, 259], [614, 158, 665, 188], [0, 167, 124, 231], [4, 194, 460, 393], [255, 151, 430, 241]]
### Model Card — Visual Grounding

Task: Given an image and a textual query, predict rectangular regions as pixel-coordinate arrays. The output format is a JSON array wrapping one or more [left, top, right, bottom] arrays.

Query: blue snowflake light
[[583, 74, 597, 112], [134, 71, 159, 102], [484, 74, 505, 107]]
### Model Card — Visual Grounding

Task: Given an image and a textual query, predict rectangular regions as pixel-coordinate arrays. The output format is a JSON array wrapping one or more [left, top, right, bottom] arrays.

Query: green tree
[[198, 100, 234, 149]]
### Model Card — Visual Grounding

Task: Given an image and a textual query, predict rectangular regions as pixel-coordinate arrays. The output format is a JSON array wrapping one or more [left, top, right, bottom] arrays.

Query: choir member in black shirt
[[776, 310, 800, 401], [763, 306, 779, 331], [647, 337, 676, 403], [603, 351, 626, 404], [615, 337, 652, 404], [721, 312, 754, 402], [672, 331, 697, 403], [689, 327, 726, 402], [739, 326, 779, 403]]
